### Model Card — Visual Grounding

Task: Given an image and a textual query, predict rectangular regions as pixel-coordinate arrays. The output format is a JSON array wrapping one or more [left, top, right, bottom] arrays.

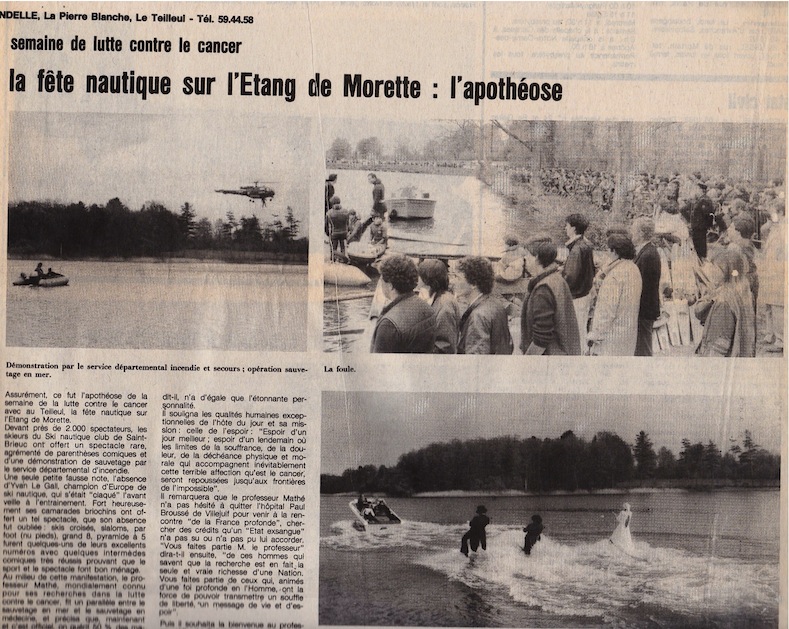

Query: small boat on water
[[388, 187, 436, 220], [13, 272, 69, 287], [346, 241, 386, 267], [349, 498, 402, 531]]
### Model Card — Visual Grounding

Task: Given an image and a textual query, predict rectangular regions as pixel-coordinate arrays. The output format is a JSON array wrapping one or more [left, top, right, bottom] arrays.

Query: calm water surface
[[7, 260, 308, 351], [320, 492, 780, 627]]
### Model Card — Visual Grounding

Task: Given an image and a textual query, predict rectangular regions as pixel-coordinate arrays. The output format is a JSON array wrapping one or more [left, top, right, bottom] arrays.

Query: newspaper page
[[1, 2, 786, 629]]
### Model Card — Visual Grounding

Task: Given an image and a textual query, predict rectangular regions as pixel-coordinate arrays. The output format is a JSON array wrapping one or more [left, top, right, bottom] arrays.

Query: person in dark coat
[[563, 213, 595, 298], [371, 255, 437, 353], [523, 514, 544, 555], [520, 240, 581, 355], [349, 173, 387, 243], [368, 172, 386, 217], [326, 199, 350, 262], [631, 217, 662, 356], [460, 505, 489, 556], [453, 257, 513, 355], [325, 174, 337, 235], [684, 182, 718, 260], [563, 214, 596, 343], [418, 259, 461, 354]]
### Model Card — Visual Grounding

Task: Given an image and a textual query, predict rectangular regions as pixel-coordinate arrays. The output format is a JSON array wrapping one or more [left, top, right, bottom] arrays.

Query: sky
[[321, 391, 783, 475], [9, 111, 311, 233], [319, 117, 454, 157]]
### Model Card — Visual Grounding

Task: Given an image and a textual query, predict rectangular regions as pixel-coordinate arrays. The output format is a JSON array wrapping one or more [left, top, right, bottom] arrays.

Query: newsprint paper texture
[[0, 2, 786, 629]]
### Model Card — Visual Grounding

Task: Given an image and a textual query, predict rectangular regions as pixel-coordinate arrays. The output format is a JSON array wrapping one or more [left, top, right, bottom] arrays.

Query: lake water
[[7, 260, 308, 351], [320, 492, 780, 627]]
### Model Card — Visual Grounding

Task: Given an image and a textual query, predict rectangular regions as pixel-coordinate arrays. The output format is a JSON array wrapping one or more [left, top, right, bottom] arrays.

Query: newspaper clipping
[[1, 2, 786, 628]]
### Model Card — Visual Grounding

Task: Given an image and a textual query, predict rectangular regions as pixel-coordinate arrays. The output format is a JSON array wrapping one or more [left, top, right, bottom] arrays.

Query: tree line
[[321, 430, 779, 496], [8, 199, 307, 259]]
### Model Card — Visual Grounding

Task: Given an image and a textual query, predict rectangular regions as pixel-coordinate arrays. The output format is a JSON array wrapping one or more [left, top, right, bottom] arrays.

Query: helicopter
[[215, 181, 276, 206]]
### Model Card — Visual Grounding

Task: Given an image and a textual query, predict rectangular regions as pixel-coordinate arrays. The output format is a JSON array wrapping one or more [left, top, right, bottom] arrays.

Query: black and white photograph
[[323, 120, 786, 358], [7, 111, 310, 350], [320, 390, 781, 627]]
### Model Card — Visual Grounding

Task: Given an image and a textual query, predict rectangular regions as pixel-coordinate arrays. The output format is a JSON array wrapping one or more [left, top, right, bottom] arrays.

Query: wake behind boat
[[349, 497, 402, 531]]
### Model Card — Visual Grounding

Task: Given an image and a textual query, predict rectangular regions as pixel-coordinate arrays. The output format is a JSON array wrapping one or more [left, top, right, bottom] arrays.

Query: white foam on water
[[322, 519, 465, 551], [415, 527, 778, 621], [323, 520, 779, 622]]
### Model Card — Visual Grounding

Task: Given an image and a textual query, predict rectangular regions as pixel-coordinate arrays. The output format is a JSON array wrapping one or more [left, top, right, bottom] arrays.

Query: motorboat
[[387, 187, 436, 220], [349, 498, 402, 531], [13, 272, 69, 287]]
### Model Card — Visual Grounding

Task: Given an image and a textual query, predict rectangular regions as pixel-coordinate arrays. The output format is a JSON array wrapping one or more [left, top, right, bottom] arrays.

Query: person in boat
[[370, 255, 437, 353], [347, 210, 359, 240], [362, 503, 376, 522], [33, 262, 45, 277], [523, 514, 544, 555], [417, 259, 461, 354], [610, 503, 633, 551], [373, 499, 392, 519], [453, 257, 513, 355], [520, 239, 581, 355], [327, 198, 351, 262], [460, 505, 489, 557], [369, 215, 388, 248]]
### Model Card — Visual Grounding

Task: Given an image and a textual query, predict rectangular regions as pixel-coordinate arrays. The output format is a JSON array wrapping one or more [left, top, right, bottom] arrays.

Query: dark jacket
[[520, 267, 581, 355], [563, 236, 595, 298], [431, 290, 462, 354], [458, 294, 513, 355], [633, 241, 662, 321], [327, 207, 350, 237], [371, 180, 386, 215], [685, 195, 717, 259], [371, 292, 436, 353]]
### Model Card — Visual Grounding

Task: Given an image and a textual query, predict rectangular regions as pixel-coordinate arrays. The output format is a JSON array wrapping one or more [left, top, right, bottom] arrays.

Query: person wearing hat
[[460, 505, 490, 556], [523, 514, 544, 555]]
